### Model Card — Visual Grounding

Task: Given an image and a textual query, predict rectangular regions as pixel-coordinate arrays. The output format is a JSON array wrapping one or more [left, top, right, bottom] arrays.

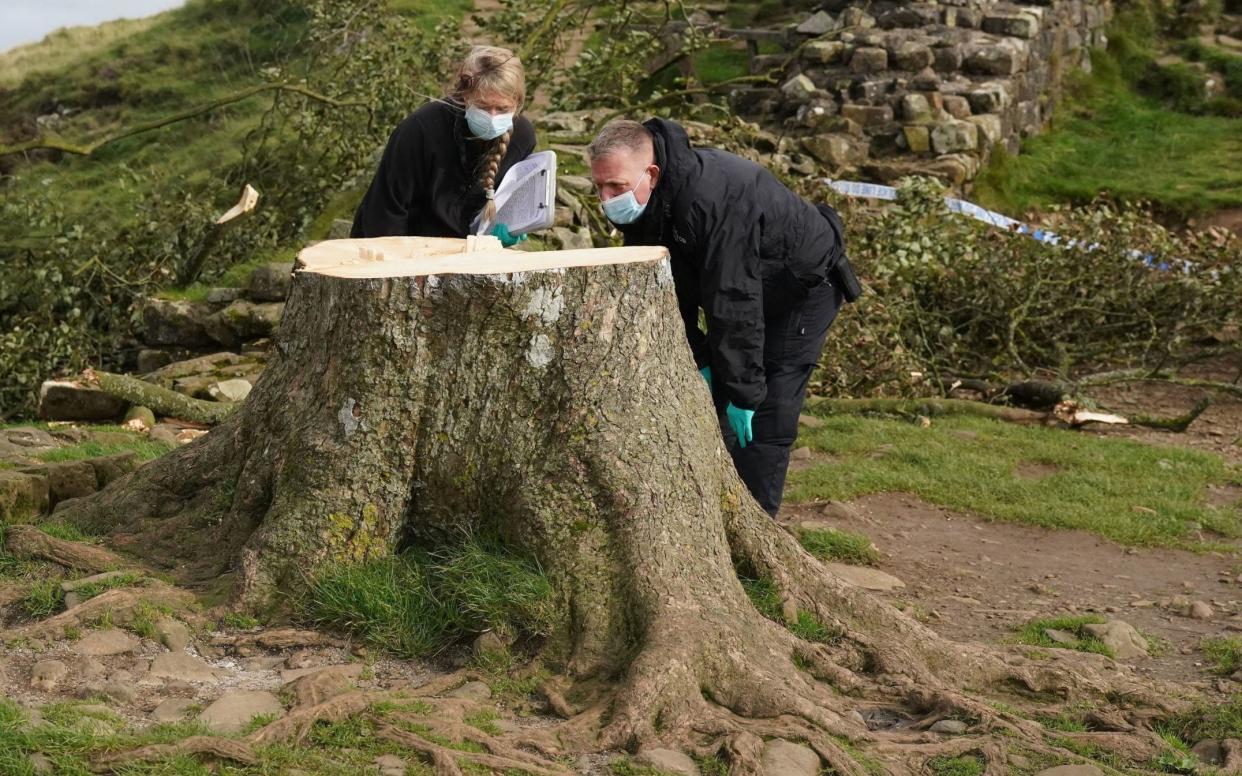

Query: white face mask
[[601, 171, 651, 225], [465, 104, 514, 140]]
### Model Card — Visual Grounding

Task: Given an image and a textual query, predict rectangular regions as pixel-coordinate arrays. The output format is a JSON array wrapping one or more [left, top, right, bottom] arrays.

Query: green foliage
[[37, 436, 173, 463], [1015, 615, 1113, 657], [741, 576, 839, 643], [20, 578, 64, 619], [70, 572, 144, 601], [1161, 694, 1242, 741], [797, 527, 878, 566], [218, 611, 260, 630], [1201, 635, 1242, 674], [303, 533, 557, 657], [36, 522, 88, 542], [928, 755, 984, 776], [788, 414, 1241, 549]]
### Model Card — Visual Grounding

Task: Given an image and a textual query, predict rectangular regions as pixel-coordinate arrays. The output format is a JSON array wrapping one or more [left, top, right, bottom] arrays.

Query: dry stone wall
[[729, 0, 1114, 186]]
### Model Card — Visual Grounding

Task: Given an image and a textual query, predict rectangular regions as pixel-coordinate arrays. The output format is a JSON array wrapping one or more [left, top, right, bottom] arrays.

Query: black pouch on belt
[[815, 202, 863, 304]]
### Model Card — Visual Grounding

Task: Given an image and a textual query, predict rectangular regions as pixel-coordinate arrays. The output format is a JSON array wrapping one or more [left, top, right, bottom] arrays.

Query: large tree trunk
[[56, 236, 1189, 772]]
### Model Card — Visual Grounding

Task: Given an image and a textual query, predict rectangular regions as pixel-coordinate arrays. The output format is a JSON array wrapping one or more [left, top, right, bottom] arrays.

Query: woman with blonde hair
[[350, 46, 535, 246]]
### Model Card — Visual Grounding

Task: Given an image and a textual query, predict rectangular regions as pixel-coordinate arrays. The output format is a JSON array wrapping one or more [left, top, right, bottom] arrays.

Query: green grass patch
[[37, 437, 174, 464], [929, 754, 984, 776], [1161, 693, 1242, 742], [797, 527, 878, 566], [1202, 635, 1242, 675], [462, 708, 501, 735], [70, 571, 144, 602], [786, 414, 1241, 549], [1015, 615, 1112, 657], [1034, 712, 1089, 732], [20, 578, 64, 619], [741, 577, 839, 643], [974, 11, 1242, 219], [303, 533, 557, 658], [218, 611, 260, 630], [36, 522, 88, 542]]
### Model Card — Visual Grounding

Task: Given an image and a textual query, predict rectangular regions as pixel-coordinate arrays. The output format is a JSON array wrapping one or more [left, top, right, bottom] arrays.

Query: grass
[[797, 527, 879, 566], [303, 533, 557, 658], [20, 577, 64, 619], [1202, 635, 1242, 675], [1014, 615, 1113, 657], [928, 755, 984, 776], [973, 11, 1242, 219], [741, 576, 839, 644], [786, 414, 1242, 550], [37, 438, 175, 464], [70, 571, 144, 601], [218, 610, 260, 630], [1161, 694, 1242, 741]]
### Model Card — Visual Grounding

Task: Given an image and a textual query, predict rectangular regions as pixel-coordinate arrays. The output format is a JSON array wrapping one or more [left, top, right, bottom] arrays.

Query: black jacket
[[350, 99, 537, 238], [618, 118, 844, 410]]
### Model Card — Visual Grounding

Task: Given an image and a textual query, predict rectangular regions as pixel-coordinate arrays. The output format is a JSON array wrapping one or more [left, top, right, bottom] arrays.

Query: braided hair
[[451, 46, 526, 229]]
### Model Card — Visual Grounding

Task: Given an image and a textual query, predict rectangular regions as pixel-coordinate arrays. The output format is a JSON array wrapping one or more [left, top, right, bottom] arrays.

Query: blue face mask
[[601, 174, 651, 225], [465, 105, 514, 140]]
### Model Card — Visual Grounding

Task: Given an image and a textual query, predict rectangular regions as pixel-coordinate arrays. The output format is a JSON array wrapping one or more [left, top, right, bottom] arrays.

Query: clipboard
[[475, 150, 557, 236]]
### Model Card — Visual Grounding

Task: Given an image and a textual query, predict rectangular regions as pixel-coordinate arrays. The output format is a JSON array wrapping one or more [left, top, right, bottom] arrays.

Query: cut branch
[[81, 368, 237, 425]]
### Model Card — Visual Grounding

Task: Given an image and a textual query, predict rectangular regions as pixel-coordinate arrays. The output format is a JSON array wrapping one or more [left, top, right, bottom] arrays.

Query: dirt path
[[782, 492, 1241, 696]]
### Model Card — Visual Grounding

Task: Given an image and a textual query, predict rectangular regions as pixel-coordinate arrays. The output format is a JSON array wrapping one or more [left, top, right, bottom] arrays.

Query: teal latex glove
[[699, 366, 712, 390], [490, 223, 527, 248], [726, 402, 755, 448]]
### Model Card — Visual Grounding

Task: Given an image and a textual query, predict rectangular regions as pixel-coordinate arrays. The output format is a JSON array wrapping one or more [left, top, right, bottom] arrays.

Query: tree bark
[[56, 237, 1190, 769]]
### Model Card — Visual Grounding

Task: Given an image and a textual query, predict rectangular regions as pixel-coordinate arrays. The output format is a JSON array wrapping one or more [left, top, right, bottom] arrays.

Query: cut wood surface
[[297, 236, 669, 279]]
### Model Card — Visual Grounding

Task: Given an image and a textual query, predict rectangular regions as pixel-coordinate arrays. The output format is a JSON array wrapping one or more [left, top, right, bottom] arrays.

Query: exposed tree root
[[2, 524, 136, 573], [1, 584, 194, 641], [212, 627, 347, 651], [90, 736, 257, 772]]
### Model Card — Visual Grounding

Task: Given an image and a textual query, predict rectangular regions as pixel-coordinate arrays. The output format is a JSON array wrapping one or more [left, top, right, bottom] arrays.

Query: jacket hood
[[617, 118, 700, 242]]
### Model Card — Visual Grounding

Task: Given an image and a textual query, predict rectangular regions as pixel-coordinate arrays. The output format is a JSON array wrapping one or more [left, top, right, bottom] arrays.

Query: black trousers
[[711, 277, 845, 516]]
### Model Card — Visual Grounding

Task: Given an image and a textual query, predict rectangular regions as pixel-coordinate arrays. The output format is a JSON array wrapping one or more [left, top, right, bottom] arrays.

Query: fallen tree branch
[[3, 524, 133, 573], [1128, 397, 1212, 432], [91, 737, 257, 773], [1077, 369, 1242, 400], [1, 83, 370, 160], [804, 396, 1051, 424], [81, 369, 237, 425]]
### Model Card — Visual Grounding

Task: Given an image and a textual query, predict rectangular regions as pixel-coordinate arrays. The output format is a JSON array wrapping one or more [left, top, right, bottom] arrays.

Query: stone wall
[[728, 0, 1114, 186]]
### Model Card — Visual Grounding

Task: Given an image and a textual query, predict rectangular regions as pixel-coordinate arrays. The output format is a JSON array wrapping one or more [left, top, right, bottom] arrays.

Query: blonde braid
[[480, 129, 511, 225]]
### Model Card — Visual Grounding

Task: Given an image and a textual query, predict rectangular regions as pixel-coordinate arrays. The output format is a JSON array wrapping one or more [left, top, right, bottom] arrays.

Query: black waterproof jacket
[[350, 98, 537, 238], [617, 118, 844, 410]]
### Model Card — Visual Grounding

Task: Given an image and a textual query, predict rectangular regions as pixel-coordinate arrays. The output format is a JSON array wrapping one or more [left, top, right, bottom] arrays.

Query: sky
[[1, 0, 185, 53]]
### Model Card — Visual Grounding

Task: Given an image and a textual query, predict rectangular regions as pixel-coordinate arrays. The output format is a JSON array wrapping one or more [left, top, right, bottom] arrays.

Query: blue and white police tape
[[823, 178, 1189, 273]]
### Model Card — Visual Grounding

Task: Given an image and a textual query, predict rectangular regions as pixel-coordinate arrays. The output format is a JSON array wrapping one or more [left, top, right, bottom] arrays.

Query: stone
[[0, 470, 50, 520], [87, 451, 139, 488], [965, 42, 1025, 76], [142, 298, 215, 347], [538, 111, 589, 134], [1043, 628, 1079, 645], [93, 680, 138, 705], [37, 380, 128, 421], [796, 11, 835, 36], [1081, 621, 1148, 660], [151, 697, 196, 723], [29, 753, 53, 774], [838, 8, 875, 30], [328, 219, 353, 240], [983, 12, 1040, 39], [279, 663, 365, 684], [558, 175, 593, 194], [550, 227, 593, 251], [803, 40, 846, 64], [205, 287, 244, 304], [900, 93, 931, 122], [967, 82, 1011, 114], [933, 45, 964, 72], [149, 652, 225, 683], [635, 748, 699, 776], [373, 754, 408, 776], [197, 690, 284, 734], [149, 425, 180, 446], [30, 659, 67, 691], [247, 262, 293, 302], [877, 4, 940, 29], [780, 74, 817, 102], [17, 461, 97, 508], [790, 447, 812, 461], [760, 739, 820, 776], [136, 349, 176, 373], [1034, 766, 1104, 776], [941, 94, 971, 119], [850, 47, 888, 73], [798, 414, 824, 429], [155, 618, 192, 652], [208, 379, 253, 403], [204, 300, 283, 347], [840, 103, 894, 126], [796, 101, 840, 131], [903, 125, 931, 153], [892, 42, 933, 71], [73, 628, 139, 657], [447, 680, 492, 702], [930, 121, 978, 153], [930, 719, 968, 734], [1189, 600, 1214, 619], [966, 114, 1003, 145], [62, 570, 136, 593], [473, 630, 509, 658], [1190, 739, 1225, 765], [801, 134, 869, 169], [826, 563, 904, 591]]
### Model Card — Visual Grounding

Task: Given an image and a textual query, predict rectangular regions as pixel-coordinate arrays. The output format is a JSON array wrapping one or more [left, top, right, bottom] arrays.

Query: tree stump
[[54, 236, 1192, 771]]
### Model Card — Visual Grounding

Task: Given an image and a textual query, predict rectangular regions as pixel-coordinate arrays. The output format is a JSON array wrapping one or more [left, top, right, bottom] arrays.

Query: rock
[[38, 380, 127, 421], [17, 461, 97, 508], [197, 690, 284, 734], [63, 570, 137, 593], [892, 42, 934, 70], [1191, 739, 1225, 765], [87, 452, 139, 488], [247, 262, 293, 302], [900, 93, 932, 122], [838, 7, 875, 29], [903, 125, 931, 153], [803, 40, 845, 64], [1189, 600, 1214, 619], [966, 114, 1003, 145], [30, 660, 67, 691], [933, 45, 964, 72], [780, 74, 818, 102], [279, 663, 365, 684], [983, 12, 1040, 39], [208, 379, 253, 403], [965, 41, 1025, 76], [136, 349, 176, 373], [155, 618, 192, 652], [142, 298, 215, 347], [204, 300, 283, 347], [538, 111, 590, 134], [149, 425, 180, 446], [74, 628, 139, 657], [790, 446, 812, 461], [205, 287, 244, 304], [840, 103, 894, 127], [328, 219, 353, 240], [1082, 621, 1148, 660], [850, 47, 889, 73], [798, 414, 824, 429], [760, 739, 820, 776], [1034, 766, 1104, 776], [122, 405, 156, 432], [373, 754, 408, 776], [473, 631, 509, 658], [1043, 628, 1079, 646], [802, 133, 869, 169], [967, 82, 1011, 114], [930, 121, 978, 153], [796, 11, 835, 36], [149, 652, 225, 683], [447, 680, 492, 702], [558, 175, 593, 194], [550, 227, 593, 251], [29, 753, 53, 775], [0, 470, 50, 520], [825, 563, 904, 591], [942, 94, 972, 119], [151, 697, 196, 723], [930, 719, 968, 734], [285, 665, 360, 707], [91, 680, 138, 705], [636, 748, 699, 776]]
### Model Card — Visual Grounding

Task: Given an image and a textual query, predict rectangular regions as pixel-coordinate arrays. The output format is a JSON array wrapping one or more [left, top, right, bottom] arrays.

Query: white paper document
[[475, 150, 557, 237]]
